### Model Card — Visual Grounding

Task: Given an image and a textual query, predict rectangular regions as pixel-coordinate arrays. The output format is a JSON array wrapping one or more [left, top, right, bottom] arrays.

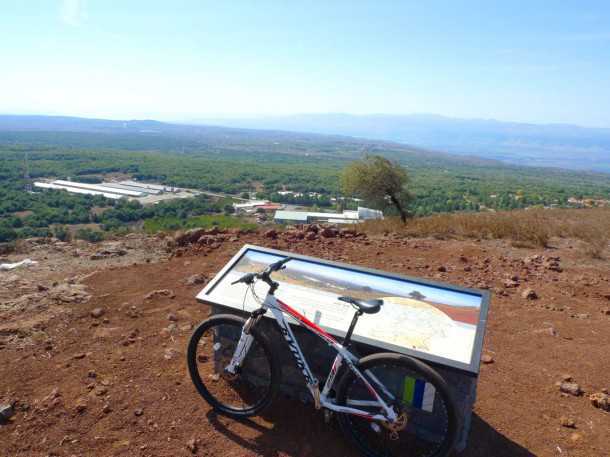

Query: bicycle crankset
[[382, 411, 408, 440]]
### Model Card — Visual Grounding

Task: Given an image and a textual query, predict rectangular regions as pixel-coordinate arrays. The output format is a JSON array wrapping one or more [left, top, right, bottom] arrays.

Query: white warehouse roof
[[34, 182, 124, 199], [52, 180, 145, 197], [102, 182, 162, 195], [120, 180, 176, 192]]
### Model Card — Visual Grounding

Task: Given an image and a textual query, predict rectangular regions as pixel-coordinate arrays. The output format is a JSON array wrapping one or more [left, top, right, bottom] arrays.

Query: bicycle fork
[[224, 314, 259, 375]]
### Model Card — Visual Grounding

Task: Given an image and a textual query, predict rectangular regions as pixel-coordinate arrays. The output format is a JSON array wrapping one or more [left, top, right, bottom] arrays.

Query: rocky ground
[[0, 226, 608, 457]]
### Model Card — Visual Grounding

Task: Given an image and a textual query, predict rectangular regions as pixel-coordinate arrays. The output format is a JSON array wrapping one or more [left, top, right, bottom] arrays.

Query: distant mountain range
[[2, 113, 610, 173], [0, 114, 500, 168], [196, 114, 610, 173]]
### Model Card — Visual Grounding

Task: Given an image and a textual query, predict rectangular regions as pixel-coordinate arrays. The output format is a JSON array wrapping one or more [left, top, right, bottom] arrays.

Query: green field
[[143, 215, 257, 234]]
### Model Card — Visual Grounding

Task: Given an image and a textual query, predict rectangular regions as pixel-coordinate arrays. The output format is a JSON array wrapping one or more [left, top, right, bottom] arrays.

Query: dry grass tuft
[[360, 208, 610, 257]]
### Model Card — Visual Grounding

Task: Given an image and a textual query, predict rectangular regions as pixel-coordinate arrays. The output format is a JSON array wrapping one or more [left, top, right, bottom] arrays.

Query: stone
[[0, 403, 14, 422], [503, 278, 519, 288], [144, 289, 175, 300], [185, 274, 206, 286], [167, 313, 178, 322], [75, 399, 87, 414], [569, 432, 583, 443], [560, 416, 576, 428], [559, 381, 582, 396], [264, 229, 278, 239], [320, 227, 338, 238], [164, 348, 179, 360], [95, 386, 108, 396], [481, 354, 494, 364], [102, 404, 112, 414], [305, 232, 317, 241], [174, 228, 206, 246], [90, 307, 105, 318], [533, 327, 558, 337], [571, 313, 590, 320], [437, 265, 447, 272], [589, 392, 610, 411], [521, 288, 538, 300], [73, 353, 86, 360], [186, 438, 198, 454], [134, 408, 144, 416]]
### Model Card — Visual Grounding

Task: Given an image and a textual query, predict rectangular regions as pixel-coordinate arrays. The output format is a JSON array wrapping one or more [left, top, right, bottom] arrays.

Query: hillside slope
[[1, 227, 608, 456]]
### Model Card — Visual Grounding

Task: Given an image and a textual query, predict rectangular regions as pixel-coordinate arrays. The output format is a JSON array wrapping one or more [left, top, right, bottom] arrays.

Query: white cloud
[[60, 0, 86, 26]]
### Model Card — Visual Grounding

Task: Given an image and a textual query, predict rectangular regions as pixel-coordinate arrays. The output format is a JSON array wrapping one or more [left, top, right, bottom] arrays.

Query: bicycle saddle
[[338, 296, 383, 314]]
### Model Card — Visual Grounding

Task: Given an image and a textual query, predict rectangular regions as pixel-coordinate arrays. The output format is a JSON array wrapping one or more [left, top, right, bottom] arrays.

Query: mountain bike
[[187, 257, 458, 457]]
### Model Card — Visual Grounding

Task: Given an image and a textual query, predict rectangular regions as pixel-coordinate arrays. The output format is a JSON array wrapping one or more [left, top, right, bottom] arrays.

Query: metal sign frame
[[197, 244, 490, 374]]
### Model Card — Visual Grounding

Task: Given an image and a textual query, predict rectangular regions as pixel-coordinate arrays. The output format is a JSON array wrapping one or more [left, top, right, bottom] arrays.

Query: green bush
[[53, 225, 71, 242], [0, 225, 18, 242], [75, 228, 104, 242]]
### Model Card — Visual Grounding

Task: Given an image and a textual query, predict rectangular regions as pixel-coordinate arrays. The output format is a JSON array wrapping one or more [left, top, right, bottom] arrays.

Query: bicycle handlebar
[[230, 257, 292, 286]]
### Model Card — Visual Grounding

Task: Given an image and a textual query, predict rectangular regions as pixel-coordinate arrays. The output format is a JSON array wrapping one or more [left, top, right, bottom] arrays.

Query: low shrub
[[360, 207, 610, 256]]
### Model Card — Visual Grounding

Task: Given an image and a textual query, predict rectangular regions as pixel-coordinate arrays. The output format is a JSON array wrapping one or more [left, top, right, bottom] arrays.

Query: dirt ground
[[0, 230, 608, 457]]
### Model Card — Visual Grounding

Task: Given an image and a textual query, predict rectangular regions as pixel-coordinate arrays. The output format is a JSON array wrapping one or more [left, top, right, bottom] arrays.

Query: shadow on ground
[[206, 400, 536, 457], [459, 414, 536, 457]]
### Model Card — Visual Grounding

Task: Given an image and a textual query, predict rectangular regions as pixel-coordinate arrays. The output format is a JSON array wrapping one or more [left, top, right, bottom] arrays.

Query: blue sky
[[2, 1, 610, 126]]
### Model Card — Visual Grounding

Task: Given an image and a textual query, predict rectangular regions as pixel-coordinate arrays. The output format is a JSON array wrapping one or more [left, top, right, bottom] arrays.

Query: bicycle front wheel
[[336, 353, 458, 457], [187, 314, 279, 417]]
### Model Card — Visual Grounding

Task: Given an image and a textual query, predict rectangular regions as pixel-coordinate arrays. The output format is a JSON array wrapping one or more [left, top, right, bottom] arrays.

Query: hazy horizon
[[2, 111, 610, 132]]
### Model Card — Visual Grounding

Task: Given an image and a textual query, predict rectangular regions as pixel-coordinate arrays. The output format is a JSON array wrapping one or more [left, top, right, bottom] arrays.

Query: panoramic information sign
[[197, 245, 490, 373]]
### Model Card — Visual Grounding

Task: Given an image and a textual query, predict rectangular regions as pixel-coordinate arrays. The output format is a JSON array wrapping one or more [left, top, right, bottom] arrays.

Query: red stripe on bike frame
[[276, 299, 337, 344]]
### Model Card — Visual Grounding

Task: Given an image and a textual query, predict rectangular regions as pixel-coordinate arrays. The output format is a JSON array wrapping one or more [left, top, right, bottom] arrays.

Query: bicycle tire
[[336, 352, 459, 457], [187, 314, 280, 417]]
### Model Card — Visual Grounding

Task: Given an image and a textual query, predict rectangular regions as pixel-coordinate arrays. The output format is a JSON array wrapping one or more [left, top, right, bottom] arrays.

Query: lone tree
[[341, 155, 411, 223]]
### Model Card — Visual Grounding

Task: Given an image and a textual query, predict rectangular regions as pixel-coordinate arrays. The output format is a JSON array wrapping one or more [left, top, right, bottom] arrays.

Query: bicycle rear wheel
[[187, 314, 279, 417], [336, 353, 458, 457]]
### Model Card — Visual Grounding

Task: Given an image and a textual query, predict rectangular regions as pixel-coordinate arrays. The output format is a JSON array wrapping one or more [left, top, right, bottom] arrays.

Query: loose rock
[[185, 274, 206, 286], [75, 399, 87, 414], [145, 289, 175, 300], [560, 416, 576, 428], [481, 354, 494, 364], [589, 392, 610, 411], [264, 229, 278, 239], [0, 403, 14, 422], [521, 288, 538, 300], [186, 438, 198, 454], [559, 381, 583, 397], [90, 307, 105, 318]]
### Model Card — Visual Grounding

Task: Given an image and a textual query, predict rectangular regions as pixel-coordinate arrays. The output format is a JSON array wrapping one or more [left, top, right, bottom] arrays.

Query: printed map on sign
[[198, 246, 485, 370]]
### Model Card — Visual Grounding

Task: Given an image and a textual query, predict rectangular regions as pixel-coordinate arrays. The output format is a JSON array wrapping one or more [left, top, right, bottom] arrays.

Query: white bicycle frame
[[225, 289, 399, 423]]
